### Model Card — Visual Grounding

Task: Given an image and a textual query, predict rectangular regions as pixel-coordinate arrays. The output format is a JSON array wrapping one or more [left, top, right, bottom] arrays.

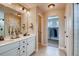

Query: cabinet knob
[[23, 41, 25, 43], [23, 46, 25, 48], [66, 36, 68, 37], [23, 51, 25, 53], [27, 43, 29, 45], [18, 48, 20, 50]]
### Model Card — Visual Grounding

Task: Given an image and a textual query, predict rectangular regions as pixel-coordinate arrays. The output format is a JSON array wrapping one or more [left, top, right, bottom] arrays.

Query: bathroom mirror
[[5, 12, 21, 37], [0, 18, 4, 36], [0, 9, 5, 37]]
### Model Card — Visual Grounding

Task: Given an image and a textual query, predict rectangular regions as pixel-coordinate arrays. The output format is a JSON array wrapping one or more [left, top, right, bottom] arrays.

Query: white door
[[65, 4, 74, 56]]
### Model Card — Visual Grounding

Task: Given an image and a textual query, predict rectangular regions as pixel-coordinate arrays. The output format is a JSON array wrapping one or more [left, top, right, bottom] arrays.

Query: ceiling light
[[48, 4, 55, 8]]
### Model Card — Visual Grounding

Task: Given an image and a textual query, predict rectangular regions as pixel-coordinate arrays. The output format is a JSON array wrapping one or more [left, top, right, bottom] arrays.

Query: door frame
[[47, 16, 60, 45], [37, 13, 44, 47]]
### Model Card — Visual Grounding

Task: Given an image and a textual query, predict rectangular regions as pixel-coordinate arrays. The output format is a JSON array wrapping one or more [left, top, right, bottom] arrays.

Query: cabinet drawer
[[26, 37, 35, 56], [0, 47, 19, 56], [27, 37, 35, 42], [20, 49, 26, 56], [20, 44, 26, 50], [20, 39, 27, 45], [0, 41, 19, 54]]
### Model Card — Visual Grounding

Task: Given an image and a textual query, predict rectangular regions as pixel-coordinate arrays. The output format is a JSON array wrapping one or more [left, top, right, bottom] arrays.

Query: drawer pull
[[23, 51, 25, 53], [66, 36, 68, 37], [23, 46, 25, 48], [18, 48, 20, 50], [27, 43, 29, 45], [23, 41, 25, 43]]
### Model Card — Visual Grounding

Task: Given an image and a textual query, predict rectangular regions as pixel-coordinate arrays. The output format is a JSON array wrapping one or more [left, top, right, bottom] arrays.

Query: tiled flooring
[[48, 39, 59, 48], [32, 40, 59, 56]]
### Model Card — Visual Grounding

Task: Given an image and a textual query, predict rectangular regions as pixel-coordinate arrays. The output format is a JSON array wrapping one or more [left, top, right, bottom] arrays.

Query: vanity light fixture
[[48, 4, 55, 8], [22, 7, 25, 10], [22, 7, 26, 12]]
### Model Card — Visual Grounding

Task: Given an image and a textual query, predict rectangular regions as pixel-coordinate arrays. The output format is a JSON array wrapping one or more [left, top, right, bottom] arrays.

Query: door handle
[[18, 48, 20, 50], [27, 43, 29, 45], [66, 36, 68, 37]]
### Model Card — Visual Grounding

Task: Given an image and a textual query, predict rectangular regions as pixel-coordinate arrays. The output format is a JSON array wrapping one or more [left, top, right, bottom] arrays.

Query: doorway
[[38, 15, 42, 48], [47, 16, 59, 48]]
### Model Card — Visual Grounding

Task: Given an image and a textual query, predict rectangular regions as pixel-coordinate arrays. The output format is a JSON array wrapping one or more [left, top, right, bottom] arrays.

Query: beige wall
[[43, 9, 65, 47]]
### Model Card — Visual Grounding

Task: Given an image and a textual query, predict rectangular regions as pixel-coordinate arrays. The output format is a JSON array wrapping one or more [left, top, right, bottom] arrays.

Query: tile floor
[[48, 39, 59, 48], [32, 40, 59, 56]]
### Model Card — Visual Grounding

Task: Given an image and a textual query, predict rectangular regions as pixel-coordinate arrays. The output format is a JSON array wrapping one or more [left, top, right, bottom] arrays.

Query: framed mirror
[[0, 9, 4, 37], [0, 18, 4, 37]]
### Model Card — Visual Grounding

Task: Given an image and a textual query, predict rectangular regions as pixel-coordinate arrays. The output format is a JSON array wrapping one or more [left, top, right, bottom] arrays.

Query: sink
[[23, 33, 30, 36]]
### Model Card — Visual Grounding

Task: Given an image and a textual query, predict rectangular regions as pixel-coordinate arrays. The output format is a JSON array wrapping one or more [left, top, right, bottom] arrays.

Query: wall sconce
[[22, 7, 27, 12], [17, 13, 21, 17], [29, 23, 33, 29]]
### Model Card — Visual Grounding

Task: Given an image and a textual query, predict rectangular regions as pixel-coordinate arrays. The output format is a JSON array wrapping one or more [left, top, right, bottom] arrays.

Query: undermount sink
[[23, 33, 30, 36]]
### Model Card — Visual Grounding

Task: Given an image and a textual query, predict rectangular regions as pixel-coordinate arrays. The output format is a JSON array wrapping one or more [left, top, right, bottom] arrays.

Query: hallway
[[48, 40, 59, 48], [32, 42, 59, 56]]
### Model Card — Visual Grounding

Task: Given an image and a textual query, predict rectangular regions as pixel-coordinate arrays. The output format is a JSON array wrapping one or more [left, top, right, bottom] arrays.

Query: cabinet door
[[19, 39, 27, 56], [0, 47, 19, 56], [19, 49, 26, 56], [0, 41, 19, 54], [27, 37, 35, 56], [65, 4, 74, 56]]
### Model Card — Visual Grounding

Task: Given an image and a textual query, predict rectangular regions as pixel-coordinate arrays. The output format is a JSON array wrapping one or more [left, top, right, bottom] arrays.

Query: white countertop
[[0, 34, 35, 47]]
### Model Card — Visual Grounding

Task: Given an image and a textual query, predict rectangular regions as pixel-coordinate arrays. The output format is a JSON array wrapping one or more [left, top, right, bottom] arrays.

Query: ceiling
[[20, 3, 66, 13], [37, 3, 66, 13]]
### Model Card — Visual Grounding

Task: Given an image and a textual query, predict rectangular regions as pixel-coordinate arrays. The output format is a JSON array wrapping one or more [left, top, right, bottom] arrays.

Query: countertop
[[0, 34, 35, 47]]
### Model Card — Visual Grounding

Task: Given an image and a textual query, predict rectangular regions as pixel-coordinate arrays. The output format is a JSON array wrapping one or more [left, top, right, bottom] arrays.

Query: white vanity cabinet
[[0, 35, 36, 56], [19, 39, 27, 56], [19, 36, 35, 56], [0, 41, 20, 56], [26, 37, 35, 56], [0, 47, 19, 56]]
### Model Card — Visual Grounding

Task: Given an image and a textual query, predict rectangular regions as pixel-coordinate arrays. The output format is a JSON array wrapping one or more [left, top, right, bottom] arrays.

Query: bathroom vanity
[[0, 34, 35, 56], [0, 4, 36, 56]]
